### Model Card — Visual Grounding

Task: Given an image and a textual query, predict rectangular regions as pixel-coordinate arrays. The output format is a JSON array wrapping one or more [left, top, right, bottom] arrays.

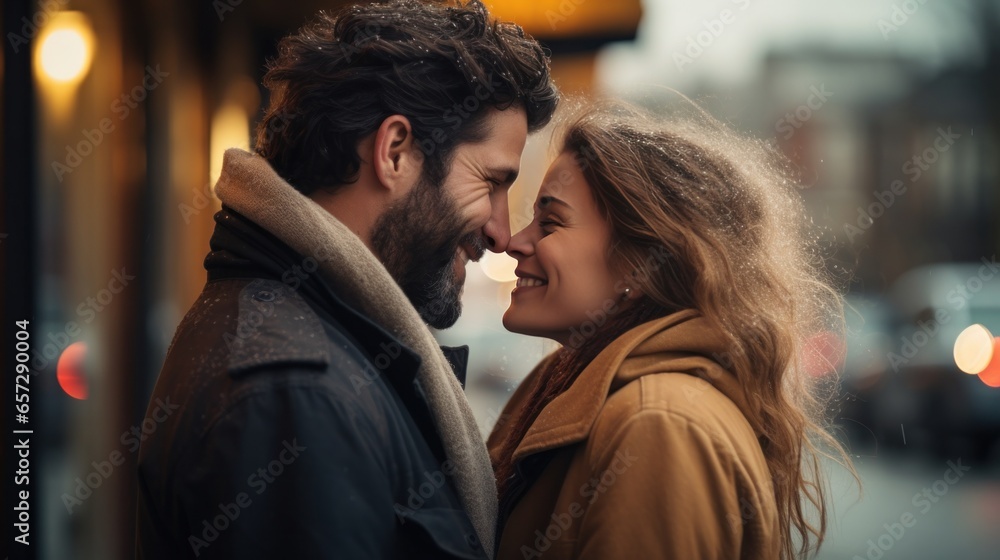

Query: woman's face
[[503, 152, 627, 345]]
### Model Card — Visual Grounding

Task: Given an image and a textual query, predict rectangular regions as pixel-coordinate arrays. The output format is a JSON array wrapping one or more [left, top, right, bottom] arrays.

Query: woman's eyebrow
[[538, 195, 573, 211]]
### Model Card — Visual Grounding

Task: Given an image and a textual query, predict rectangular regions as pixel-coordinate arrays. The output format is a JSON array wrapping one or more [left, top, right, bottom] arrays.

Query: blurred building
[[3, 0, 639, 558]]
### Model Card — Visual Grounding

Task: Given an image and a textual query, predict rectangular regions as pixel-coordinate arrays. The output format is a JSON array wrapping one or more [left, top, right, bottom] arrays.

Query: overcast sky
[[598, 0, 984, 94]]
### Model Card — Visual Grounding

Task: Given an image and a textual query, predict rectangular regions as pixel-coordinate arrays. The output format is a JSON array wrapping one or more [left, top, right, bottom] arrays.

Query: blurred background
[[2, 0, 999, 558]]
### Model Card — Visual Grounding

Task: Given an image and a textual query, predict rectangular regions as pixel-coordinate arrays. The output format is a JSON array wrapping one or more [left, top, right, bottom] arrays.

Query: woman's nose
[[505, 225, 534, 260]]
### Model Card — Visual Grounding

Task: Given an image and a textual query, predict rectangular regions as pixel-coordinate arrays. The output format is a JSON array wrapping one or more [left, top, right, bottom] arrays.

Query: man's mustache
[[460, 231, 487, 262], [432, 230, 487, 267]]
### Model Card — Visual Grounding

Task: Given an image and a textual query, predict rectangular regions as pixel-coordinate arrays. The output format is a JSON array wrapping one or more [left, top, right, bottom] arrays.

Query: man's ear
[[372, 115, 423, 195]]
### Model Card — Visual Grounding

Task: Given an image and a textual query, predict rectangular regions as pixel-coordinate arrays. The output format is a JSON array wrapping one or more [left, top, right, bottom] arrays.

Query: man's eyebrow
[[538, 195, 572, 211]]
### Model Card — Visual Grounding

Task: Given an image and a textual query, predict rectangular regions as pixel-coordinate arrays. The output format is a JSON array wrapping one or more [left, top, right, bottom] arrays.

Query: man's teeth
[[516, 277, 547, 288]]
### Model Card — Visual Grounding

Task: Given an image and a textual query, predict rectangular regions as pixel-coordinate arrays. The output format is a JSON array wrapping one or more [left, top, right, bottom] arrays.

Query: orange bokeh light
[[801, 330, 846, 377], [57, 341, 89, 399], [979, 338, 1000, 388]]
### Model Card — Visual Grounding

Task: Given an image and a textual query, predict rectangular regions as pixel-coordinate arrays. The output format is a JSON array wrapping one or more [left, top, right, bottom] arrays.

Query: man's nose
[[482, 191, 511, 253]]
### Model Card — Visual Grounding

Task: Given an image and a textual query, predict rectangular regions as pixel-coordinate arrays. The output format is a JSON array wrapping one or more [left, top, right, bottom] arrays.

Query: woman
[[488, 102, 855, 559]]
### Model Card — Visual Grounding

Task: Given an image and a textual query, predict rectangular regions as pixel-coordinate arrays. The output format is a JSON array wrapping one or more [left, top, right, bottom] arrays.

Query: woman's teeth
[[516, 277, 547, 288]]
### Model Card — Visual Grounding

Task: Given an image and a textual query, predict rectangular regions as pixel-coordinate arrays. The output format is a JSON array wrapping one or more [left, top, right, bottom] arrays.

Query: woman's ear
[[621, 284, 643, 302], [372, 115, 423, 196], [611, 253, 645, 303], [613, 276, 642, 303]]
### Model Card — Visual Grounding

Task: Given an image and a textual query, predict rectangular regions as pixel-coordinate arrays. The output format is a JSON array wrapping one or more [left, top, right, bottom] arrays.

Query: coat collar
[[206, 208, 472, 387], [505, 309, 761, 462]]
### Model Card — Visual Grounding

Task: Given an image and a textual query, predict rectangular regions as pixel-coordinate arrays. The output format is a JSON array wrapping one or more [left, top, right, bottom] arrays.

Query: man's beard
[[371, 176, 486, 329]]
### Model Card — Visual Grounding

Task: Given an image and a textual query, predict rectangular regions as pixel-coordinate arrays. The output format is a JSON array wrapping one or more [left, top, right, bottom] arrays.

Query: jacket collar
[[508, 309, 761, 462], [206, 207, 471, 387], [441, 345, 471, 389]]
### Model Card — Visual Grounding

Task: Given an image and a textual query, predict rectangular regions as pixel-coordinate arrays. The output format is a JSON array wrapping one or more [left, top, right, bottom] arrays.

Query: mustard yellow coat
[[488, 310, 780, 559]]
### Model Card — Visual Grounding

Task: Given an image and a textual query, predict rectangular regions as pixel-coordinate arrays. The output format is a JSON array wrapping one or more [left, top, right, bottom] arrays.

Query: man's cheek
[[465, 197, 493, 231], [444, 184, 488, 219], [491, 190, 511, 226]]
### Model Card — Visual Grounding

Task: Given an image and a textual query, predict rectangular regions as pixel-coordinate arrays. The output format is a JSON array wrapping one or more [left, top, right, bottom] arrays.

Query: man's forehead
[[460, 116, 526, 167]]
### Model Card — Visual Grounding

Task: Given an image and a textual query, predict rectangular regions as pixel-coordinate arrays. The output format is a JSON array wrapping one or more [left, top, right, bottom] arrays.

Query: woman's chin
[[502, 307, 536, 336], [502, 308, 564, 343], [501, 309, 521, 334]]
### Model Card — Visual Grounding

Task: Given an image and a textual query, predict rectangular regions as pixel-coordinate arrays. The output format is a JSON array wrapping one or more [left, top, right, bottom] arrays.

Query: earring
[[622, 287, 631, 301]]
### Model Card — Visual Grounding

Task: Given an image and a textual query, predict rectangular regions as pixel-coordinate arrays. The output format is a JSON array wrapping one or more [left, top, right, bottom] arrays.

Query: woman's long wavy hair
[[494, 100, 857, 559]]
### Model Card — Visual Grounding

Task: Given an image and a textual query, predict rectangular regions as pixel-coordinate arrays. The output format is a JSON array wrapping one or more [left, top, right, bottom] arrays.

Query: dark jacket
[[136, 208, 489, 560]]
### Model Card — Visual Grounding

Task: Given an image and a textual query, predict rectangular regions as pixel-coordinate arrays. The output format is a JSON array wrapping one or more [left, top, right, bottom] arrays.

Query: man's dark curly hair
[[254, 0, 559, 194]]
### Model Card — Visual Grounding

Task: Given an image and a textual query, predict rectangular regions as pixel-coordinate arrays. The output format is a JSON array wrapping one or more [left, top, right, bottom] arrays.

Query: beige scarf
[[215, 148, 497, 554]]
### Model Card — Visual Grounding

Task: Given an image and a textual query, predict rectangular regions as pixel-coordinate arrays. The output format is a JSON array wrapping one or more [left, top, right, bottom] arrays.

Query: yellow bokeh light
[[34, 12, 94, 85], [479, 251, 518, 283], [483, 0, 642, 39], [210, 102, 250, 185], [40, 29, 88, 81], [954, 324, 994, 374]]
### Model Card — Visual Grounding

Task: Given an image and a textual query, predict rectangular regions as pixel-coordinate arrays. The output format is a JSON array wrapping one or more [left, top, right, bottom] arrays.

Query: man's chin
[[452, 250, 468, 289], [420, 297, 462, 329], [412, 262, 464, 329]]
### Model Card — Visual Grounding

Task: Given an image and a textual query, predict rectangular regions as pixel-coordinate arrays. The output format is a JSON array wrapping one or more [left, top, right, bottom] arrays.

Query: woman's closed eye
[[538, 219, 561, 235]]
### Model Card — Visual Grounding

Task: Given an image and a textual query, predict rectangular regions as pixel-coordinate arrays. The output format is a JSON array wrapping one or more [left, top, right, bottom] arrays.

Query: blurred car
[[837, 263, 1000, 463]]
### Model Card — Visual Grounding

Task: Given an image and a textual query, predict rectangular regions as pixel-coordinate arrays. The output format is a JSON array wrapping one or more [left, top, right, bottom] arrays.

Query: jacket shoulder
[[221, 278, 331, 375], [593, 374, 763, 466], [169, 277, 333, 378], [602, 373, 745, 422], [151, 277, 348, 447]]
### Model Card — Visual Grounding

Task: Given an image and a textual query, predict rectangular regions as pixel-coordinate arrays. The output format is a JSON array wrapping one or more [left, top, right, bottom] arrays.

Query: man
[[135, 1, 557, 558]]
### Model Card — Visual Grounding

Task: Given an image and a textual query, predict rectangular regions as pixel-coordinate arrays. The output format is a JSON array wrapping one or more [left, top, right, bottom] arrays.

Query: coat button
[[466, 533, 480, 549], [252, 290, 276, 302]]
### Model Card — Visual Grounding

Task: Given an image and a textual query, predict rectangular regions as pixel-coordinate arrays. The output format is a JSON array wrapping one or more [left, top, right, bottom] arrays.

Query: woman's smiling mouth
[[513, 268, 548, 292], [515, 277, 547, 288]]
